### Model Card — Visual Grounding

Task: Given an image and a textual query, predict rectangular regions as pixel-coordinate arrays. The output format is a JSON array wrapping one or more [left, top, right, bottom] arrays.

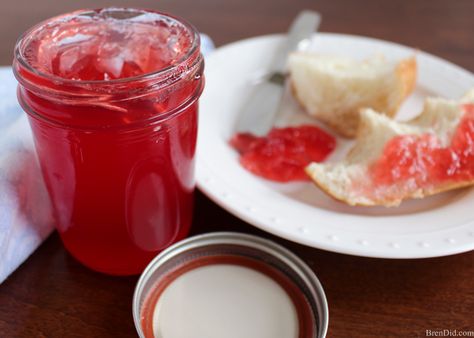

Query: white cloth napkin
[[0, 67, 53, 283], [0, 34, 215, 283]]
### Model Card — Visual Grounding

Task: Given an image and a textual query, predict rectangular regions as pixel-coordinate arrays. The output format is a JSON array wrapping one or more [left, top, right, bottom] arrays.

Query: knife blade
[[235, 10, 321, 135]]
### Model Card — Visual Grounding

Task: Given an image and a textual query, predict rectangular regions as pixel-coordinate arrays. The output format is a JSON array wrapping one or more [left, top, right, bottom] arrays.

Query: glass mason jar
[[13, 8, 204, 275]]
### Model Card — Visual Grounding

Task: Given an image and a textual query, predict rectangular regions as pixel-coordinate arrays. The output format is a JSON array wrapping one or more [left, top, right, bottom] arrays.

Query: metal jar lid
[[133, 232, 329, 338]]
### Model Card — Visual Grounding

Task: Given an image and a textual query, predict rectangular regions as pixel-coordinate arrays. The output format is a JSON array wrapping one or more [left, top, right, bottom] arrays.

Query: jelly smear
[[370, 104, 474, 190], [230, 126, 336, 182], [26, 11, 191, 80]]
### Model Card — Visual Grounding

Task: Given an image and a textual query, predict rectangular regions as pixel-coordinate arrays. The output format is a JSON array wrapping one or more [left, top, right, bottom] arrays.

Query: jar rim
[[13, 7, 201, 90], [133, 232, 329, 338]]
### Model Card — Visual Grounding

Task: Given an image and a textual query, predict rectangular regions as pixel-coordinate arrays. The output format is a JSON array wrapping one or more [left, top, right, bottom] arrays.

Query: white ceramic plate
[[196, 33, 474, 258]]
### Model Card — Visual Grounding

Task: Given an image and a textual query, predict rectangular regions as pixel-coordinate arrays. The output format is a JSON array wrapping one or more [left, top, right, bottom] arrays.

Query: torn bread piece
[[306, 90, 474, 207], [288, 53, 417, 138]]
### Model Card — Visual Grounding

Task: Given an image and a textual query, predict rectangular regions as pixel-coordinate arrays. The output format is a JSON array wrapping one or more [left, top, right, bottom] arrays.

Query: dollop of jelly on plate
[[231, 125, 336, 182]]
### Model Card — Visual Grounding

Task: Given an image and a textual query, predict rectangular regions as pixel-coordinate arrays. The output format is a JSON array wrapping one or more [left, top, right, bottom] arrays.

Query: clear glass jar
[[13, 8, 204, 275]]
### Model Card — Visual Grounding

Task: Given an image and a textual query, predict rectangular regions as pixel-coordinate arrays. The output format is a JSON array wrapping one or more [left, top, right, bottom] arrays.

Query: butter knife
[[235, 10, 321, 135]]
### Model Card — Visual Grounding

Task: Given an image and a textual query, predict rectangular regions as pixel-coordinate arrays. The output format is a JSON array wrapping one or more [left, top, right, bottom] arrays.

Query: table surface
[[1, 0, 473, 337]]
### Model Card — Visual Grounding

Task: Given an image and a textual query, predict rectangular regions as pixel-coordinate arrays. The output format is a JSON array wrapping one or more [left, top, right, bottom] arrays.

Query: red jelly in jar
[[13, 8, 204, 275]]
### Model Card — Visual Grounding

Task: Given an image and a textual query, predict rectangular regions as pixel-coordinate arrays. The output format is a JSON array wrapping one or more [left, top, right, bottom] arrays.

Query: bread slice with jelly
[[305, 90, 474, 206]]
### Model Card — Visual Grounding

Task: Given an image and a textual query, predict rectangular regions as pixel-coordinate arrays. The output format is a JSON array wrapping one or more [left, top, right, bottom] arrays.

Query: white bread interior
[[288, 53, 417, 138]]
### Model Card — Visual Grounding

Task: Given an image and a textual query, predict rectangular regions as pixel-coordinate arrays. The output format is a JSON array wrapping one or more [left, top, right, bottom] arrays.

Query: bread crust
[[306, 163, 474, 207]]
